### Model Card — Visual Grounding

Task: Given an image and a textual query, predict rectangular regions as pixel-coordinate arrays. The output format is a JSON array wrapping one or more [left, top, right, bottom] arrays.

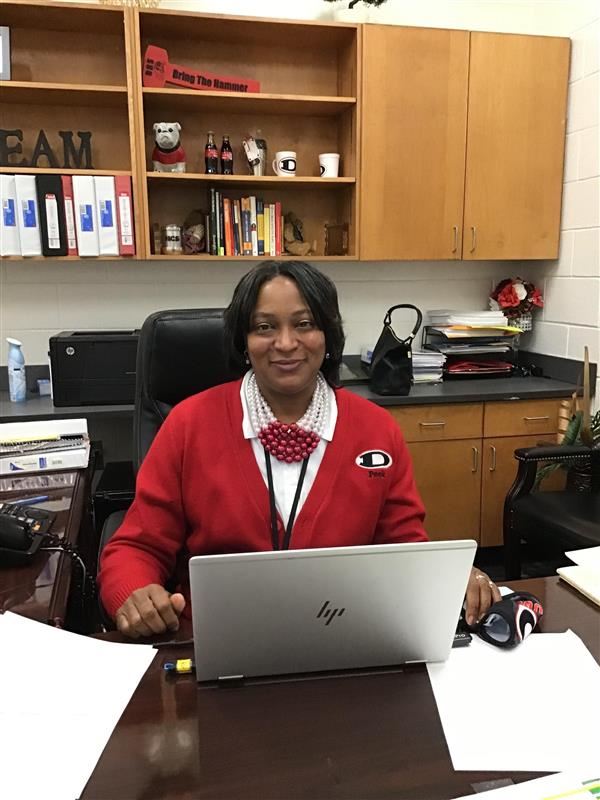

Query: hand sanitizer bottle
[[7, 337, 26, 402]]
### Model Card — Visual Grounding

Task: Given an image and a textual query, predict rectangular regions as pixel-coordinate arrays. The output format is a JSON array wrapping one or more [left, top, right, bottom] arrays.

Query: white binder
[[72, 175, 100, 256], [94, 176, 119, 256], [0, 174, 21, 256], [14, 175, 42, 256]]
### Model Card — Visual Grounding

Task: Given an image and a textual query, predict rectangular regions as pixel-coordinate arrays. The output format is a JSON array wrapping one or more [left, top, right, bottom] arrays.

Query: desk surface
[[82, 577, 599, 800], [0, 470, 86, 626]]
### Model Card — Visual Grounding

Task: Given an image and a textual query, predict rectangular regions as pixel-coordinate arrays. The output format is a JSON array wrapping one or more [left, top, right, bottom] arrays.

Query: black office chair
[[97, 308, 240, 563], [503, 442, 600, 579]]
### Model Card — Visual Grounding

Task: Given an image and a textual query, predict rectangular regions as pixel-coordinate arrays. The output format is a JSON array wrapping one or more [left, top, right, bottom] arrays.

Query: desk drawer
[[483, 398, 560, 438], [387, 403, 483, 442]]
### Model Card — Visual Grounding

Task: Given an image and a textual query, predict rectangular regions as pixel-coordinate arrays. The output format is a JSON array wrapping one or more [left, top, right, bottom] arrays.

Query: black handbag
[[369, 304, 423, 396]]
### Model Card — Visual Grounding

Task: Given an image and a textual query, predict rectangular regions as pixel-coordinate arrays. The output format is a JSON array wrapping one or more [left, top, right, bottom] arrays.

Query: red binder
[[60, 175, 78, 256], [115, 176, 135, 256]]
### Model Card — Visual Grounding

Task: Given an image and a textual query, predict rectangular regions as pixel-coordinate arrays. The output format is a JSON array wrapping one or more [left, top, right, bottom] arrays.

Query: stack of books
[[412, 350, 446, 384], [422, 310, 521, 378], [207, 190, 284, 257]]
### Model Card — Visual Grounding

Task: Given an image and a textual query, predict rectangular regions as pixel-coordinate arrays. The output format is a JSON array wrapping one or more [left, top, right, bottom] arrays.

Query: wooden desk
[[0, 470, 88, 627], [82, 577, 599, 800]]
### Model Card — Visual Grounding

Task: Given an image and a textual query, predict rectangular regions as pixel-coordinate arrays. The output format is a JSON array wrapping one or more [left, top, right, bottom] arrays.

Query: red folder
[[60, 175, 78, 256], [115, 176, 135, 256]]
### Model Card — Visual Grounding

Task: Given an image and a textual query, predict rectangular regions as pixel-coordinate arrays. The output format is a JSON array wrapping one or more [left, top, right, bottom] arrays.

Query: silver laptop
[[189, 539, 476, 681]]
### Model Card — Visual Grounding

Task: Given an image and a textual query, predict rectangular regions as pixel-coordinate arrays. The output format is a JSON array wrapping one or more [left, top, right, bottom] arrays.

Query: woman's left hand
[[465, 567, 502, 626]]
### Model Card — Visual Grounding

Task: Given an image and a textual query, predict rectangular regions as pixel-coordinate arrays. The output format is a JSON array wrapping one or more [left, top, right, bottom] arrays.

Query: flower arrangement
[[489, 277, 544, 320]]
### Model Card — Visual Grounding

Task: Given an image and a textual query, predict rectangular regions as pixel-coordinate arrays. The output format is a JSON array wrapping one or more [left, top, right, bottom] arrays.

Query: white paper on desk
[[0, 611, 156, 800], [451, 772, 600, 799], [427, 630, 600, 772], [566, 545, 600, 569]]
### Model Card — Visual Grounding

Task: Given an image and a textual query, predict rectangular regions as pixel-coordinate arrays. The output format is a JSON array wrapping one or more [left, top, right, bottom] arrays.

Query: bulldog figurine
[[152, 122, 186, 172]]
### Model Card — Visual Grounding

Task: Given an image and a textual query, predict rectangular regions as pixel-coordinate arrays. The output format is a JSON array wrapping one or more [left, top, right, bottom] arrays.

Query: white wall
[[2, 1, 598, 394], [523, 4, 600, 407]]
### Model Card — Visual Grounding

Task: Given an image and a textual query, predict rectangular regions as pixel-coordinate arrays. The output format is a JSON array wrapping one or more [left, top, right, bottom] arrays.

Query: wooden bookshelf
[[0, 0, 141, 259], [133, 7, 360, 259]]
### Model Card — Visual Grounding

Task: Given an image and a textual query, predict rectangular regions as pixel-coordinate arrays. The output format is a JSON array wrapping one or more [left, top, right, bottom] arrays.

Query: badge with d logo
[[355, 450, 393, 469]]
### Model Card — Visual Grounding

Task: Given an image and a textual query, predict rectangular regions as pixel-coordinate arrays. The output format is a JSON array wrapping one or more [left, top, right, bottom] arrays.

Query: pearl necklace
[[246, 371, 330, 462]]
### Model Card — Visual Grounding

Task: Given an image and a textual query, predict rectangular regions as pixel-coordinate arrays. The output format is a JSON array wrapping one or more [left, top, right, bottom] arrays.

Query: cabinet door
[[360, 26, 469, 260], [407, 439, 481, 543], [480, 434, 561, 547], [463, 33, 570, 260]]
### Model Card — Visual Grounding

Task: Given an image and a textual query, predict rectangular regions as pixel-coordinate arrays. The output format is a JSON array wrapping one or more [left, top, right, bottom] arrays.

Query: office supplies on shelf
[[427, 629, 600, 771], [0, 611, 156, 800], [0, 419, 89, 475], [115, 175, 135, 256], [61, 175, 78, 255]]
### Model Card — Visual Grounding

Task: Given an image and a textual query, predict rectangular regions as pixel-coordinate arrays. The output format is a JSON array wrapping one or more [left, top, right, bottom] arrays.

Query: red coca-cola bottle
[[220, 134, 233, 174], [205, 131, 218, 174]]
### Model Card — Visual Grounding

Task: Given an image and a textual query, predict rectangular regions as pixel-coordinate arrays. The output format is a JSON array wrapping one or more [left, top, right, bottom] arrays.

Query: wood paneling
[[463, 33, 570, 260], [360, 26, 469, 260]]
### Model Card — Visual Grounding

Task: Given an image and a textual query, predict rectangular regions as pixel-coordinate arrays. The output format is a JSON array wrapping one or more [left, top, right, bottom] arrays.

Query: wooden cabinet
[[360, 26, 469, 260], [132, 9, 360, 260], [360, 26, 569, 261], [0, 0, 141, 260], [463, 33, 570, 260], [407, 439, 482, 541], [389, 398, 562, 546]]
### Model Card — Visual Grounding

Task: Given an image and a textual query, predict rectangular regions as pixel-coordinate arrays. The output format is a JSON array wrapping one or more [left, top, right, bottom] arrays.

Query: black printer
[[49, 330, 139, 406]]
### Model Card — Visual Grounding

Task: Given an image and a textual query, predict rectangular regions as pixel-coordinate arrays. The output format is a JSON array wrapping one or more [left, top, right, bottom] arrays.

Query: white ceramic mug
[[272, 150, 297, 176], [319, 152, 340, 178]]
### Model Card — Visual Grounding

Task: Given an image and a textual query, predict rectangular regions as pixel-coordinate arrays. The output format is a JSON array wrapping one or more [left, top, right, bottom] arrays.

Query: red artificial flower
[[497, 283, 520, 308], [530, 288, 544, 308]]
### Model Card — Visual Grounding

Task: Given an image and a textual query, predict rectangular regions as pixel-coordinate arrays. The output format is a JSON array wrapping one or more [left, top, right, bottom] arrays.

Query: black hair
[[223, 260, 345, 387]]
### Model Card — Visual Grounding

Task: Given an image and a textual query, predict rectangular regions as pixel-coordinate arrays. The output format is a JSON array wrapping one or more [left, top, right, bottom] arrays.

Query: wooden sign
[[0, 129, 94, 169], [143, 45, 260, 93]]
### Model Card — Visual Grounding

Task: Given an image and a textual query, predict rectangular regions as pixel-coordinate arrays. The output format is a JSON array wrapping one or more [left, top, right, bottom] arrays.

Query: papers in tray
[[427, 309, 510, 327], [0, 418, 90, 474]]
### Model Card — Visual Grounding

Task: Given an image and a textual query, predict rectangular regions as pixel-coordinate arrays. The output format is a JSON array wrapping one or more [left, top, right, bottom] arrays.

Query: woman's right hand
[[115, 584, 186, 638]]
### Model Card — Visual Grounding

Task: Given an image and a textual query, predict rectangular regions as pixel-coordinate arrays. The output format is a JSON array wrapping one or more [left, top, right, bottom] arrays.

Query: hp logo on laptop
[[316, 600, 346, 626]]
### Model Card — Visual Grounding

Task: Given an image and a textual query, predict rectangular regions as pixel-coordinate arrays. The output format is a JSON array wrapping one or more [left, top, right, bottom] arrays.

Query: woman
[[98, 261, 500, 638]]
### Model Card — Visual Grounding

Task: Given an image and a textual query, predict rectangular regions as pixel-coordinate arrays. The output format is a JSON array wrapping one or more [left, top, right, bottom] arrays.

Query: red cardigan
[[98, 380, 427, 618]]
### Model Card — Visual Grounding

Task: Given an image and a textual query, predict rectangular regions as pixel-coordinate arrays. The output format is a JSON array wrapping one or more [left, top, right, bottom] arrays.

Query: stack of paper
[[412, 350, 446, 384], [0, 612, 156, 800], [428, 309, 509, 327], [557, 546, 600, 607]]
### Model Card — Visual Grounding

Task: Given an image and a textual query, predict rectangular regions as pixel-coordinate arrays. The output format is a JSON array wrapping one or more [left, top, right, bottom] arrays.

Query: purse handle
[[383, 304, 423, 343]]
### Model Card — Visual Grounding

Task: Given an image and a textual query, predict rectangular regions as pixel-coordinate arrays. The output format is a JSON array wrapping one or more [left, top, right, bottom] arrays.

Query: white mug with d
[[319, 152, 340, 178], [272, 151, 297, 176]]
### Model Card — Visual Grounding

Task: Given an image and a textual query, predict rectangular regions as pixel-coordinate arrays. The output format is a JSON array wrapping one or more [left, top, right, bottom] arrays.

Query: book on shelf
[[15, 174, 42, 257], [263, 203, 271, 257], [256, 198, 265, 256], [72, 175, 99, 257], [115, 176, 135, 256], [94, 176, 119, 257], [218, 191, 225, 257], [223, 197, 234, 257], [249, 195, 258, 256], [36, 175, 68, 257], [241, 197, 252, 255], [0, 174, 21, 256], [61, 175, 78, 256]]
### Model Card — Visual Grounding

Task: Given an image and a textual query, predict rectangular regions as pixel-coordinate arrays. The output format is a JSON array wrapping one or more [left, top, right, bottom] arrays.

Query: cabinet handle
[[470, 226, 477, 253], [523, 416, 550, 422], [471, 446, 479, 473], [452, 225, 458, 253], [489, 445, 497, 472], [419, 421, 446, 428]]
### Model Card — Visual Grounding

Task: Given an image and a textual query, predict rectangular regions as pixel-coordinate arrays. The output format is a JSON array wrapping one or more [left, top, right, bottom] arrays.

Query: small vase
[[514, 313, 532, 332]]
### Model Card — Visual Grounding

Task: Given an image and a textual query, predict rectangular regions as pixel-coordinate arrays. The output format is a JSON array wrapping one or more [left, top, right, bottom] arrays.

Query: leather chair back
[[133, 308, 240, 472]]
